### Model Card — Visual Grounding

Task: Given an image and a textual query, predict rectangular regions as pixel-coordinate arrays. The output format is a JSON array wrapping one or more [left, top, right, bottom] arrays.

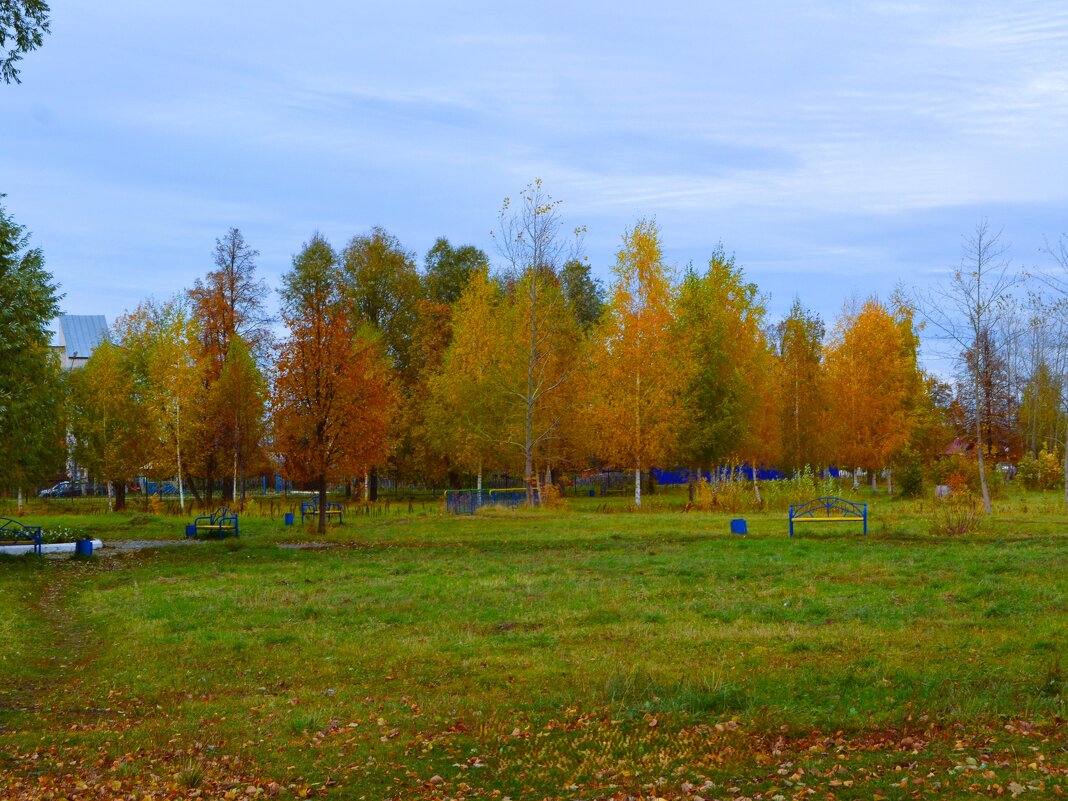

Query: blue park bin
[[730, 519, 748, 535], [185, 524, 196, 538], [74, 539, 93, 556], [284, 513, 294, 526]]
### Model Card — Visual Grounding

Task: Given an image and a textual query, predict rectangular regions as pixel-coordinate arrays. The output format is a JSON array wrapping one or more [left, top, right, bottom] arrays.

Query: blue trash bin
[[74, 539, 93, 556], [589, 489, 595, 497], [185, 524, 196, 538], [284, 512, 294, 526], [730, 519, 748, 535]]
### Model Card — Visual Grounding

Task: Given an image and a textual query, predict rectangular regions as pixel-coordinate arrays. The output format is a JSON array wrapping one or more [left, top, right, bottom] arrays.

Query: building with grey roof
[[50, 314, 109, 370]]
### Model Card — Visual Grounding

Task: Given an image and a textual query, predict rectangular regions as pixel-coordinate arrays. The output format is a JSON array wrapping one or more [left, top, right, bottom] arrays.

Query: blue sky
[[3, 1, 1067, 346]]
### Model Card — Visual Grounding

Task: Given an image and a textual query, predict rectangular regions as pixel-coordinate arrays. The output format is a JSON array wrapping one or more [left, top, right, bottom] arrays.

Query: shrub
[[928, 491, 981, 536], [894, 448, 924, 498], [1017, 447, 1064, 491]]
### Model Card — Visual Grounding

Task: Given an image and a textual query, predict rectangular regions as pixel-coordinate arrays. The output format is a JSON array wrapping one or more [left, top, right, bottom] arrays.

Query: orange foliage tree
[[589, 219, 682, 507], [824, 297, 917, 490], [187, 227, 271, 504], [271, 235, 396, 533]]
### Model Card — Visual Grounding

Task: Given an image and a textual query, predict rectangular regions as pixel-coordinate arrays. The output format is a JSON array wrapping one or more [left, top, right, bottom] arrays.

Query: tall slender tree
[[923, 220, 1018, 514], [589, 219, 682, 507], [493, 179, 583, 501], [775, 299, 827, 473], [188, 227, 270, 503]]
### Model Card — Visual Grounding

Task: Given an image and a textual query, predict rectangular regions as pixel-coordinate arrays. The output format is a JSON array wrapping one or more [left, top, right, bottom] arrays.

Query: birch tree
[[589, 219, 681, 507], [493, 180, 582, 502], [923, 220, 1018, 514]]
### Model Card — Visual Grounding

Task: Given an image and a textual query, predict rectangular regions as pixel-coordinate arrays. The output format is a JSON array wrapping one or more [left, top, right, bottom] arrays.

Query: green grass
[[1, 488, 1067, 799]]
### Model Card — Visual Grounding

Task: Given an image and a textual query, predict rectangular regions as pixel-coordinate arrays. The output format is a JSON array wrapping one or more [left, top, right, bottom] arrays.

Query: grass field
[[1, 489, 1066, 800]]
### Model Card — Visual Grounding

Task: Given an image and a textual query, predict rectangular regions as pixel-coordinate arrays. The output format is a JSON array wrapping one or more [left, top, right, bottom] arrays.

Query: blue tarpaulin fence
[[651, 465, 840, 484]]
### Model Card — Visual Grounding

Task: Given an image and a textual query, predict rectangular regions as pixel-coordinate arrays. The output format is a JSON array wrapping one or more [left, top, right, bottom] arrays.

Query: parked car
[[39, 481, 76, 498], [38, 481, 109, 498]]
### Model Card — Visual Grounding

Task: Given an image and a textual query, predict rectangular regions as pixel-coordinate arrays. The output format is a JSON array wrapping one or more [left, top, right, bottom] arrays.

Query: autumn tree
[[675, 248, 767, 476], [589, 219, 682, 507], [188, 227, 270, 503], [923, 220, 1018, 513], [68, 341, 151, 511], [493, 179, 583, 501], [824, 297, 916, 491], [0, 200, 64, 506], [189, 228, 271, 362], [426, 265, 510, 490], [114, 299, 203, 512], [952, 327, 1022, 466], [775, 299, 827, 473], [272, 234, 396, 533], [1037, 232, 1068, 510], [341, 227, 423, 496], [216, 335, 266, 504]]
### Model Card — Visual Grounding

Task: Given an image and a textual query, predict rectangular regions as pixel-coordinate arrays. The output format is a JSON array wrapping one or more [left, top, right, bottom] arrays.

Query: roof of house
[[51, 315, 109, 362]]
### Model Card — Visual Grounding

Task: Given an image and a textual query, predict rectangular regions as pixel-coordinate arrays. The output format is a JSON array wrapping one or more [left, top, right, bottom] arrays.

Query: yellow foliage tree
[[825, 297, 916, 490], [589, 219, 682, 507]]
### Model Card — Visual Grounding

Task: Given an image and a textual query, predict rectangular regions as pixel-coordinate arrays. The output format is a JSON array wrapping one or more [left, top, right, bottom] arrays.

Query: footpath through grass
[[1, 497, 1066, 800]]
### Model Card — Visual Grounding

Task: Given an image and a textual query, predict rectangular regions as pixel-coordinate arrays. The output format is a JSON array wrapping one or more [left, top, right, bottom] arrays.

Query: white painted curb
[[0, 539, 104, 556]]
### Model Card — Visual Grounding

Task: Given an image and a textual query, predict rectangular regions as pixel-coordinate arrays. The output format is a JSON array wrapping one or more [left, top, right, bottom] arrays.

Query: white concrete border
[[0, 539, 104, 556]]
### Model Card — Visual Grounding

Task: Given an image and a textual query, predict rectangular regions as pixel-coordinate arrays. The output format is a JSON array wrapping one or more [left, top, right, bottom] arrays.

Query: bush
[[929, 453, 1002, 499], [894, 448, 924, 498], [1017, 447, 1064, 491], [929, 491, 981, 536]]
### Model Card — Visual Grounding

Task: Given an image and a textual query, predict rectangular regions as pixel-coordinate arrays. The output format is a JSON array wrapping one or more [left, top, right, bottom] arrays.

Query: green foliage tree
[[675, 248, 767, 473], [559, 257, 605, 331], [341, 226, 424, 378], [0, 200, 64, 506], [775, 299, 827, 473], [0, 0, 49, 84], [423, 237, 489, 306], [341, 227, 424, 495]]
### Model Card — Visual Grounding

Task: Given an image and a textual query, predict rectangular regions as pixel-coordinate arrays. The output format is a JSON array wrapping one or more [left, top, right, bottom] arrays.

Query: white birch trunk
[[477, 460, 483, 507], [232, 450, 238, 508], [175, 401, 186, 514], [752, 468, 761, 505], [17, 488, 23, 515], [634, 461, 642, 508], [853, 468, 859, 491], [107, 481, 114, 513], [364, 469, 370, 501], [887, 469, 893, 495]]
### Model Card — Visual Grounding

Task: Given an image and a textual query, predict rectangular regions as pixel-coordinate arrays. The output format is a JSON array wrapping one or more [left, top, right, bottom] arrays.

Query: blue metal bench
[[788, 496, 867, 537], [300, 500, 343, 524], [0, 517, 43, 555], [188, 506, 239, 538]]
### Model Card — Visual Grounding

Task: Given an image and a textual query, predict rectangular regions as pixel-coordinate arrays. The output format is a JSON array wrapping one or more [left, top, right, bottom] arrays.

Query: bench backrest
[[789, 496, 866, 519], [0, 517, 43, 542]]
